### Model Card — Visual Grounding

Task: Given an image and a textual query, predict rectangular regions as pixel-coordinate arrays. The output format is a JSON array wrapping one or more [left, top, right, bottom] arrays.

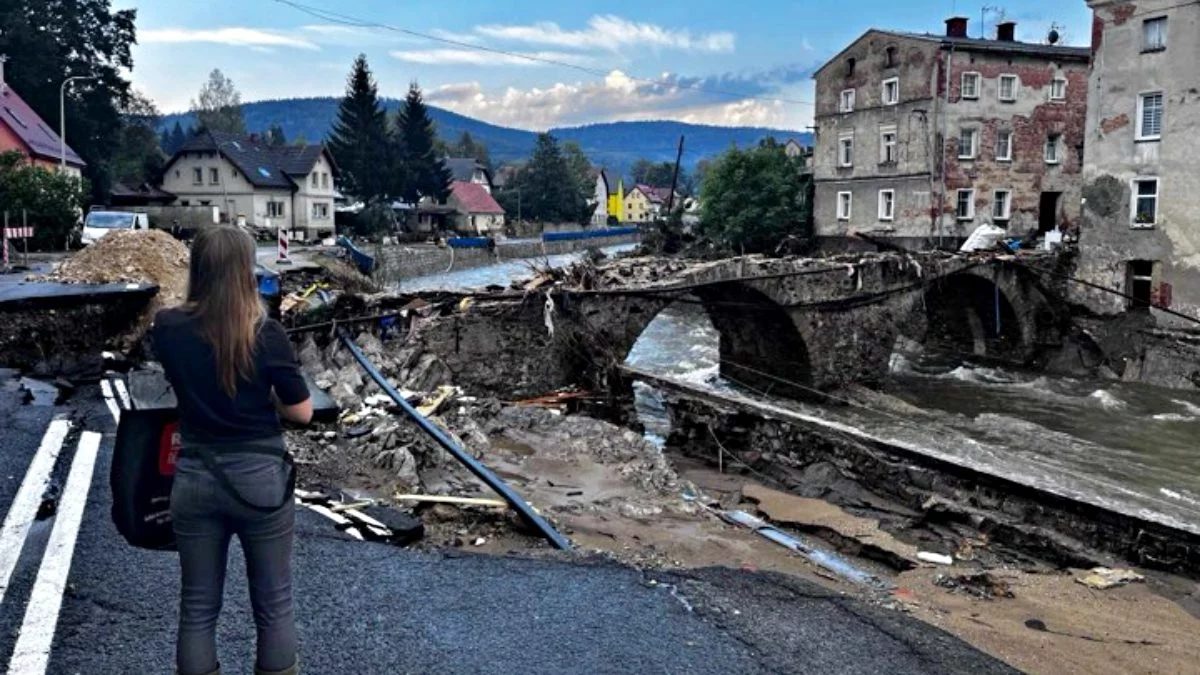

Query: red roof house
[[448, 180, 505, 234], [0, 62, 85, 175]]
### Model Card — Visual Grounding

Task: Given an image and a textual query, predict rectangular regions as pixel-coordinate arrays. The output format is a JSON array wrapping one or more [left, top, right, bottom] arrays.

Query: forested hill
[[159, 97, 811, 176]]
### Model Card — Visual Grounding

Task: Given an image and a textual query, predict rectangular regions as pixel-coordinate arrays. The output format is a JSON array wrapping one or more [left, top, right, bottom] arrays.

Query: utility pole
[[59, 74, 98, 171], [667, 135, 685, 214]]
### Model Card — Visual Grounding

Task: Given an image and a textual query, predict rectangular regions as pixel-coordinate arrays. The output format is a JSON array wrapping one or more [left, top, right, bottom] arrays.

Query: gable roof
[[634, 184, 674, 205], [0, 85, 84, 167], [444, 157, 491, 185], [450, 180, 504, 215], [168, 130, 337, 190]]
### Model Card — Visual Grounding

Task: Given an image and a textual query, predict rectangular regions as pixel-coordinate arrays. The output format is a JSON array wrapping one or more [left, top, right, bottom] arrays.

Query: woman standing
[[153, 227, 312, 675]]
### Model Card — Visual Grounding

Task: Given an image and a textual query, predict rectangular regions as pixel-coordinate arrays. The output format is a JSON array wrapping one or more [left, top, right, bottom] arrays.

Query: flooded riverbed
[[394, 244, 637, 292]]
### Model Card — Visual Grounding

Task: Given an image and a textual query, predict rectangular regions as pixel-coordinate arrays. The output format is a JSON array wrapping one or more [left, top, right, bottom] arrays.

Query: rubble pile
[[44, 229, 189, 305]]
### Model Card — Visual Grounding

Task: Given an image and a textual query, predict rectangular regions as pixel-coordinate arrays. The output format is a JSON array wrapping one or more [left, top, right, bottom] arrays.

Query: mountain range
[[159, 97, 811, 179]]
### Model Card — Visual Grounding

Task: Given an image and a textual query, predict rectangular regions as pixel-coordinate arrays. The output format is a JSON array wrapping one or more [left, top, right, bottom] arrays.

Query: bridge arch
[[918, 267, 1039, 362]]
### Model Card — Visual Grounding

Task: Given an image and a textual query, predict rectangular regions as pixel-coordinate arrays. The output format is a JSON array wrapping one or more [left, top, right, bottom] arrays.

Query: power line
[[270, 0, 815, 107]]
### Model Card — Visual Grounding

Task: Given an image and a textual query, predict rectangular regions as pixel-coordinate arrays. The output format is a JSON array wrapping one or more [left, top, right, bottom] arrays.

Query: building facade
[[0, 59, 85, 177], [812, 18, 1090, 249], [160, 131, 338, 240], [1076, 0, 1200, 322], [448, 180, 505, 234]]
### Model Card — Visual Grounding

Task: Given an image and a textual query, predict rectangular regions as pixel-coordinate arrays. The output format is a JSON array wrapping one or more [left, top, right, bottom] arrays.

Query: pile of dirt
[[47, 229, 189, 306]]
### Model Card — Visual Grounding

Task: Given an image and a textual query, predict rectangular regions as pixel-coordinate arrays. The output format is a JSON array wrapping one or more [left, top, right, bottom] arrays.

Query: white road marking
[[8, 431, 102, 675], [293, 497, 364, 541], [0, 419, 71, 606], [99, 380, 120, 424], [110, 378, 132, 412]]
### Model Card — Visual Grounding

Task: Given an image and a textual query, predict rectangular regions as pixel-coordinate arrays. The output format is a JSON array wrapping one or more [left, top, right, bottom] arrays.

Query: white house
[[160, 130, 339, 241]]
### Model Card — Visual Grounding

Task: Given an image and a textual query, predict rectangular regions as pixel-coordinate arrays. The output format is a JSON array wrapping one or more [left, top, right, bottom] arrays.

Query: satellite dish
[[1048, 29, 1061, 44]]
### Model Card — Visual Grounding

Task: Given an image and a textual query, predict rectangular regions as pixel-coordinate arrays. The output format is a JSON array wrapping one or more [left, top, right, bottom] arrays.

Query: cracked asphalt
[[0, 379, 1017, 674]]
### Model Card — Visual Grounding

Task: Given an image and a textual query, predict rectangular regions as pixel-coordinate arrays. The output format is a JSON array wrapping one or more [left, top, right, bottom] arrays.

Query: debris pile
[[43, 229, 189, 305]]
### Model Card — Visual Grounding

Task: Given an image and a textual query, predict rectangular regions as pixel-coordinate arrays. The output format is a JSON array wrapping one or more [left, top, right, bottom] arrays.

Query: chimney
[[945, 17, 969, 38], [997, 21, 1016, 42]]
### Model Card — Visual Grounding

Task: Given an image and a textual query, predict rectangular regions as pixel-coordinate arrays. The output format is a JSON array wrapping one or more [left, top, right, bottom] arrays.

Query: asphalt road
[[0, 374, 1017, 674]]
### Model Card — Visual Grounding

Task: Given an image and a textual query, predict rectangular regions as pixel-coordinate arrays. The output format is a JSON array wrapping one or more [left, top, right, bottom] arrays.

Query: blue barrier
[[447, 236, 491, 249], [336, 236, 376, 275], [255, 264, 280, 297], [542, 226, 639, 242]]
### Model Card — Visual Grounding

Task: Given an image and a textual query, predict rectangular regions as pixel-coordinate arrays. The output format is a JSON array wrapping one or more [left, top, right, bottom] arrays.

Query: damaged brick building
[[1076, 0, 1200, 322], [811, 17, 1090, 249]]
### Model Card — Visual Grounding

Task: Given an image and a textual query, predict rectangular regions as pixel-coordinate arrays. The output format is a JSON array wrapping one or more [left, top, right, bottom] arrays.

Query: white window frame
[[877, 189, 895, 221], [956, 189, 975, 221], [995, 129, 1013, 161], [1050, 77, 1067, 101], [192, 167, 203, 185], [838, 133, 855, 167], [880, 127, 897, 164], [992, 189, 1012, 221], [1143, 17, 1167, 52], [839, 89, 856, 113], [882, 77, 900, 106], [1137, 91, 1164, 141], [998, 74, 1019, 102], [1044, 134, 1061, 164], [958, 128, 978, 159], [961, 72, 981, 100], [312, 202, 329, 220], [837, 191, 853, 221], [267, 201, 286, 218], [311, 174, 319, 188], [1130, 177, 1159, 228], [209, 168, 220, 185]]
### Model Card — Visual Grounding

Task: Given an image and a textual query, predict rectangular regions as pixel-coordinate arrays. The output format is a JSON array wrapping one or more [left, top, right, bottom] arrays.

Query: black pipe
[[336, 328, 573, 550]]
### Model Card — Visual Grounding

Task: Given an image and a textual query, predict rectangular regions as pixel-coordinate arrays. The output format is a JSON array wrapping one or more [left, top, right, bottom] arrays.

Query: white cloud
[[390, 49, 594, 67], [140, 27, 318, 50], [475, 15, 735, 53], [424, 70, 797, 131]]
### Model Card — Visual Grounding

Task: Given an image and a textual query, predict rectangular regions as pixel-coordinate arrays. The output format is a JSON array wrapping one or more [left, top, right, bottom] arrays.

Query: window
[[1131, 178, 1159, 227], [1050, 78, 1067, 101], [209, 168, 219, 185], [180, 200, 190, 207], [998, 75, 1018, 102], [322, 172, 330, 189], [839, 89, 856, 113], [267, 201, 285, 218], [878, 190, 895, 221], [1143, 17, 1167, 52], [846, 58, 856, 76], [882, 77, 900, 105], [837, 192, 852, 220], [839, 134, 855, 167], [174, 170, 180, 179], [995, 130, 1013, 161], [199, 200, 211, 206], [1138, 92, 1163, 140], [992, 189, 1012, 221], [311, 174, 318, 188], [956, 189, 975, 220], [885, 46, 897, 68], [958, 128, 978, 159], [1044, 134, 1061, 164], [961, 72, 980, 100], [192, 167, 203, 185], [1126, 260, 1157, 309], [880, 128, 897, 164], [312, 203, 329, 219]]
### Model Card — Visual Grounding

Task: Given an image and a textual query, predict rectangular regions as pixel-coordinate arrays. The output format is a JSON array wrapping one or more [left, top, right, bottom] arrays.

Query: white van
[[81, 211, 149, 245]]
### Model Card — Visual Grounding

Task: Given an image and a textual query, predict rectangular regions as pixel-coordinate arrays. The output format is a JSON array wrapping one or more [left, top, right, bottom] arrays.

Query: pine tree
[[513, 133, 583, 223], [168, 121, 186, 155], [267, 122, 287, 147], [327, 55, 391, 202], [397, 82, 452, 203]]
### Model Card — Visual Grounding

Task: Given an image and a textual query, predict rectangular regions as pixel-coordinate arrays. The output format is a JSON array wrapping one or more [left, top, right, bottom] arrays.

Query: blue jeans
[[171, 449, 297, 675]]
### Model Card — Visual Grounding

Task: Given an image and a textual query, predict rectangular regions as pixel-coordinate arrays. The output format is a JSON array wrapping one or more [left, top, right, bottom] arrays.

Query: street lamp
[[59, 75, 97, 171]]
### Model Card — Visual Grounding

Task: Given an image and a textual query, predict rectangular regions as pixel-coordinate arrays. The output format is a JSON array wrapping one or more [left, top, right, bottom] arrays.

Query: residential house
[[626, 184, 675, 222], [448, 180, 505, 234], [812, 18, 1090, 249], [445, 157, 493, 193], [591, 168, 626, 225], [1076, 0, 1200, 322], [784, 138, 806, 159], [160, 130, 339, 241], [0, 58, 85, 177]]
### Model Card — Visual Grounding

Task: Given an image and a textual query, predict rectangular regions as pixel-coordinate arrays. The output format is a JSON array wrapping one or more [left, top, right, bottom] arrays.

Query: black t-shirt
[[151, 308, 310, 444]]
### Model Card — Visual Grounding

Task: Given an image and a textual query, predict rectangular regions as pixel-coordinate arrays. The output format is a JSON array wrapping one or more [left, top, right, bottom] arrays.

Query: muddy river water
[[405, 250, 1200, 537]]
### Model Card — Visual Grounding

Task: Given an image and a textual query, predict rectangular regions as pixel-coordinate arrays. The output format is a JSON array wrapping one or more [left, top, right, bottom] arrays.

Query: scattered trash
[[917, 551, 954, 566], [1075, 567, 1145, 590], [959, 224, 1007, 253], [1024, 618, 1159, 646], [394, 494, 509, 509], [416, 385, 460, 417], [934, 572, 1014, 600], [473, 537, 487, 547]]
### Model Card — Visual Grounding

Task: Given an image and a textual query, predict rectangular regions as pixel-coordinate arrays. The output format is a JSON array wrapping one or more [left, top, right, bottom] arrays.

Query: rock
[[404, 354, 452, 393], [356, 332, 386, 358]]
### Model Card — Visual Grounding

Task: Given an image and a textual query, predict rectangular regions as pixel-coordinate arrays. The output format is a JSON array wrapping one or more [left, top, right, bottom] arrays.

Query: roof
[[110, 182, 175, 201], [450, 180, 505, 215], [444, 157, 491, 184], [169, 130, 337, 190], [0, 86, 84, 167], [634, 184, 674, 205], [814, 28, 1090, 77]]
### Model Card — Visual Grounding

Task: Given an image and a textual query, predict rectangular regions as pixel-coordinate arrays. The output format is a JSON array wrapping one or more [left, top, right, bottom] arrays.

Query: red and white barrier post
[[275, 218, 291, 265]]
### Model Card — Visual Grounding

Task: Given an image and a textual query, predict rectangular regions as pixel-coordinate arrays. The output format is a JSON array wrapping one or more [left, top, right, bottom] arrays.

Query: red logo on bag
[[159, 421, 182, 476]]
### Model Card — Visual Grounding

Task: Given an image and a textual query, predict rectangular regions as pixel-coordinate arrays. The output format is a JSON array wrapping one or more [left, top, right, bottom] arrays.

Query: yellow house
[[606, 178, 624, 223], [624, 184, 654, 223]]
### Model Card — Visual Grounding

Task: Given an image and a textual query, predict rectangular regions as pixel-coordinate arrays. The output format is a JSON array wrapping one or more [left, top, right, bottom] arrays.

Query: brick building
[[811, 18, 1090, 249], [1075, 0, 1200, 323]]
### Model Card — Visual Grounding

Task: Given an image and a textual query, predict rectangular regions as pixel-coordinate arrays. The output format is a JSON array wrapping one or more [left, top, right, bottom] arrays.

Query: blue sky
[[120, 0, 1093, 131]]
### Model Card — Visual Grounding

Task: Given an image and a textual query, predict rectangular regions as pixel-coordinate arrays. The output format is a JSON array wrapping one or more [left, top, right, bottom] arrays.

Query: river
[[403, 253, 1200, 536]]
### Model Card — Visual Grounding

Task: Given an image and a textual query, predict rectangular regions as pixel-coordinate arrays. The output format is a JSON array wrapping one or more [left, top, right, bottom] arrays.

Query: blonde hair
[[184, 227, 265, 396]]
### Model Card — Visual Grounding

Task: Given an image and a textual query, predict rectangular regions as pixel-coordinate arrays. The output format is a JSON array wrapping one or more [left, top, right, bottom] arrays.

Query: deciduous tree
[[0, 151, 89, 249], [699, 139, 810, 254], [191, 68, 245, 134]]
